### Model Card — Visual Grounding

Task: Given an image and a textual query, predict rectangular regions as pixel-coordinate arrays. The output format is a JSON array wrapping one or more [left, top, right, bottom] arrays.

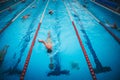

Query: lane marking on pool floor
[[0, 0, 35, 34], [90, 0, 120, 16], [76, 0, 120, 44], [20, 0, 49, 80], [0, 0, 22, 13], [63, 0, 97, 80]]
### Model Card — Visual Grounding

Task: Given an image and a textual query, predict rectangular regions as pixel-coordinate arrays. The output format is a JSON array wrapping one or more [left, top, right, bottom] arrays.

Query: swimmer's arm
[[38, 39, 46, 46]]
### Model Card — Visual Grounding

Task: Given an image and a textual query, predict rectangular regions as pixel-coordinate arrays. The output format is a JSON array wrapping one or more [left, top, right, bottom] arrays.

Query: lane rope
[[63, 0, 97, 80], [20, 0, 50, 80]]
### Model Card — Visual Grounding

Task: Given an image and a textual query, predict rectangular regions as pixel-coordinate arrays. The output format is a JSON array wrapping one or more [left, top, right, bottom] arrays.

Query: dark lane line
[[63, 0, 97, 80], [68, 0, 111, 74], [47, 0, 69, 76]]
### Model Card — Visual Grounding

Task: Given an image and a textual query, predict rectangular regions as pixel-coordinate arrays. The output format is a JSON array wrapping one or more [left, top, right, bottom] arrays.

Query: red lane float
[[72, 21, 97, 80], [20, 23, 41, 80]]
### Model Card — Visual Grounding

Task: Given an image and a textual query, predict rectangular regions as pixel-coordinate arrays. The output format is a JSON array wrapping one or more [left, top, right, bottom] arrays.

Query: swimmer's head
[[47, 49, 52, 53], [49, 10, 53, 15]]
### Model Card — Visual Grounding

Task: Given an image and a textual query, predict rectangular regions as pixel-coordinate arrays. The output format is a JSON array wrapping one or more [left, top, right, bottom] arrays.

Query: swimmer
[[49, 10, 53, 15], [22, 14, 30, 20], [38, 31, 52, 53], [31, 5, 36, 8], [111, 23, 120, 31], [111, 23, 117, 29], [105, 21, 120, 31], [0, 45, 9, 62], [8, 7, 12, 12]]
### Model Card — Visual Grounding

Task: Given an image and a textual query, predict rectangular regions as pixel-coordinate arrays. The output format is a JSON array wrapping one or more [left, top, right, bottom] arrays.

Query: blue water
[[0, 0, 33, 30], [0, 0, 120, 80], [79, 0, 120, 39]]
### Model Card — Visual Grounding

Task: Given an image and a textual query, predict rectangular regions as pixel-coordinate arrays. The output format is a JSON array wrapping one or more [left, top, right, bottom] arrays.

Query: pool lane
[[64, 0, 97, 80], [0, 0, 21, 13], [76, 0, 120, 44], [0, 0, 18, 11], [84, 0, 120, 39], [0, 0, 119, 80], [20, 0, 49, 79], [67, 0, 120, 80], [0, 0, 46, 79], [0, 0, 34, 33], [25, 0, 92, 80], [79, 1, 120, 44]]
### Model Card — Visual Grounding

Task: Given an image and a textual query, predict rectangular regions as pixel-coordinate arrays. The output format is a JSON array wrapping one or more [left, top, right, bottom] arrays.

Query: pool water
[[80, 0, 120, 39], [0, 0, 120, 80]]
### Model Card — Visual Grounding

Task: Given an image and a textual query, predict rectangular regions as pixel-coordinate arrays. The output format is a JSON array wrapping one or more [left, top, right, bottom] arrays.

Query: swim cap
[[47, 49, 52, 53]]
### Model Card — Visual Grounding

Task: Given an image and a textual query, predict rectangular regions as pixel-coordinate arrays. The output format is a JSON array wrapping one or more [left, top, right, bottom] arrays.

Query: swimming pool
[[0, 0, 120, 80]]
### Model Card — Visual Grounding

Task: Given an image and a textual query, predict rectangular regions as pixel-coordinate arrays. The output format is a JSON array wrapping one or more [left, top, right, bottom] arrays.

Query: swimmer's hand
[[38, 39, 42, 42], [38, 39, 45, 44]]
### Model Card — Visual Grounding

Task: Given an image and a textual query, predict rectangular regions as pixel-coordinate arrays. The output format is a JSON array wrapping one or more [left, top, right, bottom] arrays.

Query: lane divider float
[[20, 0, 50, 80], [0, 0, 35, 34], [63, 0, 97, 80]]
